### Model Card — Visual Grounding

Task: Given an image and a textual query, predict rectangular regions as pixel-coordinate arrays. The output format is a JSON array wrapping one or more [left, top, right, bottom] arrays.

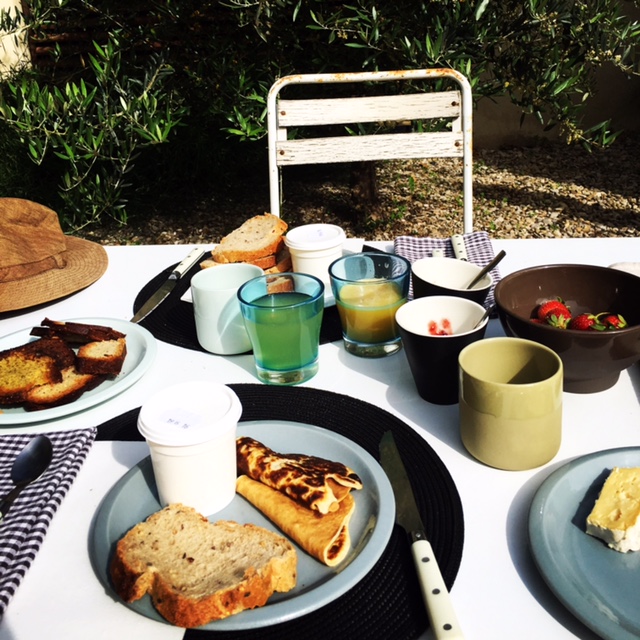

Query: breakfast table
[[0, 236, 639, 640]]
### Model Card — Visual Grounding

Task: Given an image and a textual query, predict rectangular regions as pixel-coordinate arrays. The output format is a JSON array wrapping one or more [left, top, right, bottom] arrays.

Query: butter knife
[[131, 247, 204, 323], [379, 431, 465, 640]]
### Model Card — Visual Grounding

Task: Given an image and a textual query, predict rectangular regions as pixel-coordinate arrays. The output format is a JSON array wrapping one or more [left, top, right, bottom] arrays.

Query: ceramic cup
[[191, 263, 263, 355], [285, 223, 346, 285], [458, 337, 563, 471], [137, 381, 242, 515], [238, 272, 324, 385], [396, 296, 489, 405], [411, 256, 492, 305], [329, 252, 411, 357]]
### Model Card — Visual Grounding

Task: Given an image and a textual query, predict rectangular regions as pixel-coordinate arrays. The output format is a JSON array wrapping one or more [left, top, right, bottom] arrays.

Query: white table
[[1, 237, 639, 640]]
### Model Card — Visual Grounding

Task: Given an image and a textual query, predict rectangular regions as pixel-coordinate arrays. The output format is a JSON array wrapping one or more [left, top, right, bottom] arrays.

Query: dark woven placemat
[[132, 257, 343, 350], [96, 384, 464, 640]]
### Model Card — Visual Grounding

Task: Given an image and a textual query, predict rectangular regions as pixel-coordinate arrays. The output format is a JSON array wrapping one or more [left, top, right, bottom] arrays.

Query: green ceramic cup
[[458, 337, 563, 471]]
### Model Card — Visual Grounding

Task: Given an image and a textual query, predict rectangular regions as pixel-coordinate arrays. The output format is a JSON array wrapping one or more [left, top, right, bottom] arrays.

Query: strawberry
[[595, 313, 628, 330], [568, 313, 596, 331], [536, 299, 571, 328]]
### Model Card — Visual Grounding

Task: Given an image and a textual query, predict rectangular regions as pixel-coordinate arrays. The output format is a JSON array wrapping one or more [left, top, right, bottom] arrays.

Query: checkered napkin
[[394, 231, 501, 310], [0, 428, 97, 616]]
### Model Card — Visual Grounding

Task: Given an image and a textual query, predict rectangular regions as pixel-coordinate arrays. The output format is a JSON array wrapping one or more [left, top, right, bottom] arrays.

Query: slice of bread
[[110, 504, 297, 628], [76, 338, 127, 375], [212, 214, 288, 264], [0, 350, 61, 405], [23, 366, 104, 410], [30, 318, 126, 344]]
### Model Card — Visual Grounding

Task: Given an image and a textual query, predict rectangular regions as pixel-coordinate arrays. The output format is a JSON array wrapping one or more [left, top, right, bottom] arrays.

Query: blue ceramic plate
[[529, 447, 640, 640], [0, 318, 157, 426], [90, 420, 395, 630]]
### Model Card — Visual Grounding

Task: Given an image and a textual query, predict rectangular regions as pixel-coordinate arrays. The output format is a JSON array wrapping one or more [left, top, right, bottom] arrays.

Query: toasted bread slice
[[110, 504, 297, 628], [31, 318, 126, 344], [76, 338, 127, 375], [212, 214, 288, 264], [23, 365, 104, 410]]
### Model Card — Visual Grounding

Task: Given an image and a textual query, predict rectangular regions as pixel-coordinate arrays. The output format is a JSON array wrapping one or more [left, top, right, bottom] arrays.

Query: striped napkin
[[0, 428, 96, 616], [394, 231, 501, 310]]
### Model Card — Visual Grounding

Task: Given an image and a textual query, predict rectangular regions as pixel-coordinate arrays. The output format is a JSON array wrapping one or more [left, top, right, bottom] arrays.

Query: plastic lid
[[137, 381, 242, 446], [285, 224, 346, 251]]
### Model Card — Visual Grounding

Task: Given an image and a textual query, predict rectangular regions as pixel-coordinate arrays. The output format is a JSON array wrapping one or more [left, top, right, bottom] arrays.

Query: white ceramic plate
[[529, 447, 640, 640], [0, 318, 157, 426], [91, 420, 395, 630]]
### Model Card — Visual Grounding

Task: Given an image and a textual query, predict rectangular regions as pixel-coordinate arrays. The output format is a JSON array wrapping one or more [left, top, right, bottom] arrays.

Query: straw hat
[[0, 198, 108, 313]]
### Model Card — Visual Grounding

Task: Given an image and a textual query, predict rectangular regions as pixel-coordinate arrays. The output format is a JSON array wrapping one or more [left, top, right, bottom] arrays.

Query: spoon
[[0, 435, 53, 523], [473, 304, 496, 329], [466, 250, 507, 289]]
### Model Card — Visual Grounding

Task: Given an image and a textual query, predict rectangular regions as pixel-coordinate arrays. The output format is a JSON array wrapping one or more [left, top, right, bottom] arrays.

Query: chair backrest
[[267, 68, 473, 233]]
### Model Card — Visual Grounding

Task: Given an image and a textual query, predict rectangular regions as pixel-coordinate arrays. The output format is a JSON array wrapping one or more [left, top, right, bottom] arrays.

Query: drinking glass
[[329, 253, 410, 357], [238, 273, 324, 385]]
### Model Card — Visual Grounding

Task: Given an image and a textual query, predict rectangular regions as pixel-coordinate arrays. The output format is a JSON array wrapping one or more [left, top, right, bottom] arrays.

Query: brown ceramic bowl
[[494, 264, 640, 393]]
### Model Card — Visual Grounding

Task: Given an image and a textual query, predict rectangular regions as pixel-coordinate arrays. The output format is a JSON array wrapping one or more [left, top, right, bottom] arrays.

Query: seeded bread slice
[[212, 214, 288, 264], [0, 350, 61, 405], [110, 504, 298, 628]]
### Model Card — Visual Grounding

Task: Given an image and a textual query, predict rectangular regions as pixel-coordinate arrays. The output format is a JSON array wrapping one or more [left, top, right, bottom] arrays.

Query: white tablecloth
[[1, 237, 639, 640]]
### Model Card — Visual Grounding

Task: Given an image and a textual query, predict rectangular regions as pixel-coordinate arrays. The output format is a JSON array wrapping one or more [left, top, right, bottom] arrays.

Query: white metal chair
[[267, 68, 474, 233]]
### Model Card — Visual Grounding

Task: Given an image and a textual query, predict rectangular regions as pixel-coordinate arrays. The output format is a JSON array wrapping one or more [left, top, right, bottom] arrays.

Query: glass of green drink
[[237, 273, 325, 385]]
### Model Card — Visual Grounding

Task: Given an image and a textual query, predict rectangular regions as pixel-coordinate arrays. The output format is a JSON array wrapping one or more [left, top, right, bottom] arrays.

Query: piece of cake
[[586, 466, 640, 553]]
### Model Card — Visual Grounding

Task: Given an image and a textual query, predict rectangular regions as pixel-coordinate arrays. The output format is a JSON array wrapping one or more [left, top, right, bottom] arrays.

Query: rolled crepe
[[236, 436, 363, 515], [236, 475, 355, 567]]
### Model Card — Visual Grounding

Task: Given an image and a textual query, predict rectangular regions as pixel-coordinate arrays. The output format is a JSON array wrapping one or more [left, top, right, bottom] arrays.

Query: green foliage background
[[0, 0, 638, 230]]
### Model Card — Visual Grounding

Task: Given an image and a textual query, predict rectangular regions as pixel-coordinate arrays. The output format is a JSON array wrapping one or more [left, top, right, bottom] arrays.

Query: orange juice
[[336, 279, 406, 343]]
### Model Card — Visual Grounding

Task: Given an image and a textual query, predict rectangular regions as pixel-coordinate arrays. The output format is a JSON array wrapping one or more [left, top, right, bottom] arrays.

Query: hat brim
[[0, 236, 108, 313]]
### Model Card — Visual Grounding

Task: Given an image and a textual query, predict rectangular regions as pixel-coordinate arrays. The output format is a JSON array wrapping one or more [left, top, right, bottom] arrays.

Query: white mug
[[191, 263, 263, 354]]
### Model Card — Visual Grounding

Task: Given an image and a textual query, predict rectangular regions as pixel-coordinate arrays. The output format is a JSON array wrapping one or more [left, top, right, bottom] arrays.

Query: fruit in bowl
[[494, 264, 640, 393]]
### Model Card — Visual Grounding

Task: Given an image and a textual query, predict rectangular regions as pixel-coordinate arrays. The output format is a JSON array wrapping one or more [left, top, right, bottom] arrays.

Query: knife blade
[[379, 431, 464, 640], [131, 247, 205, 323]]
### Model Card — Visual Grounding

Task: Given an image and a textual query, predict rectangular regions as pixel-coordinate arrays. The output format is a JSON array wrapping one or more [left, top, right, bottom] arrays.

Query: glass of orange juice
[[329, 253, 410, 357]]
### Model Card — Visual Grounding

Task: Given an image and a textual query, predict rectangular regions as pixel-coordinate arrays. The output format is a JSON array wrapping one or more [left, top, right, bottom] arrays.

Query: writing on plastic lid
[[285, 224, 346, 251], [137, 381, 242, 446]]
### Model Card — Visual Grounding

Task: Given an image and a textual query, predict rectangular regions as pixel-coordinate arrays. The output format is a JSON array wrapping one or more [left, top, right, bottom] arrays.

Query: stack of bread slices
[[201, 213, 291, 273], [0, 319, 127, 410]]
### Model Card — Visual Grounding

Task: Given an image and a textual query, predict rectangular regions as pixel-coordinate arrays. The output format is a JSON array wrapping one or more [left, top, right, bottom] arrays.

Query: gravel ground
[[78, 133, 640, 245]]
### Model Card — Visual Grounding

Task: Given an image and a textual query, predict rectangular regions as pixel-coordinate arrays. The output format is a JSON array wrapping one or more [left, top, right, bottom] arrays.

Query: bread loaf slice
[[23, 366, 104, 410], [212, 214, 288, 264], [110, 504, 297, 628], [76, 338, 127, 375], [0, 350, 61, 405]]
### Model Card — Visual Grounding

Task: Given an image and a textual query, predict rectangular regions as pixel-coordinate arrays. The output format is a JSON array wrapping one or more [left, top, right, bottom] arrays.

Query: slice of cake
[[586, 467, 640, 553]]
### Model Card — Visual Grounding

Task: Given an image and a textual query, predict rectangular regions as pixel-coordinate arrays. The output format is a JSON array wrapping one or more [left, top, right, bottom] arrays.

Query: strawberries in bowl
[[494, 264, 640, 393]]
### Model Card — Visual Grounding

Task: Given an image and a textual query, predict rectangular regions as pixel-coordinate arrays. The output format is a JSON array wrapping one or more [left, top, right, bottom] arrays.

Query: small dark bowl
[[494, 264, 640, 393]]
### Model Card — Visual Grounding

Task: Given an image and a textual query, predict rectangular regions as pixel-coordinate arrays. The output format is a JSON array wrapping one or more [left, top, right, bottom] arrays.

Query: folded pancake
[[236, 436, 363, 515], [236, 475, 355, 567]]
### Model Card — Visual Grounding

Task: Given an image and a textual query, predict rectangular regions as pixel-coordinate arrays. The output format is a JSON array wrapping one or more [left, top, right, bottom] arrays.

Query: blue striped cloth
[[0, 428, 96, 616]]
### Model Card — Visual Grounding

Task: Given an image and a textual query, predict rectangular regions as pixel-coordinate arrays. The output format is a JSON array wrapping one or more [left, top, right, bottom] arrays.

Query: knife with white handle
[[379, 431, 465, 640], [131, 247, 204, 323]]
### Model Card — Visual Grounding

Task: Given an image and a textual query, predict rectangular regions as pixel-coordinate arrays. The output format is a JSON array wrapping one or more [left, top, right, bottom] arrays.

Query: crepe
[[236, 475, 355, 567], [236, 436, 363, 515]]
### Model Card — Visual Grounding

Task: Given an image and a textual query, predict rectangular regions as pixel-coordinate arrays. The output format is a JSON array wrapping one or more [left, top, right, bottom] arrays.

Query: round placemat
[[132, 258, 343, 350], [96, 384, 464, 640]]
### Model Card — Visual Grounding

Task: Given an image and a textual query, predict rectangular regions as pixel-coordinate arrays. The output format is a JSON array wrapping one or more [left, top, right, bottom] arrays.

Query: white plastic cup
[[191, 263, 263, 354], [137, 381, 242, 515], [285, 224, 345, 284]]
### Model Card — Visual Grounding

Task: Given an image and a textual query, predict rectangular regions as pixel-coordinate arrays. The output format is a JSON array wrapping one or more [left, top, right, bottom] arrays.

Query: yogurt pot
[[285, 223, 346, 284], [137, 381, 242, 515]]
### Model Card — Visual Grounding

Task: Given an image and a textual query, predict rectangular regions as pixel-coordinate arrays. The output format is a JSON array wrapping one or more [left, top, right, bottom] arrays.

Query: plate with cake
[[529, 447, 640, 640], [90, 420, 395, 630], [0, 317, 157, 425]]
